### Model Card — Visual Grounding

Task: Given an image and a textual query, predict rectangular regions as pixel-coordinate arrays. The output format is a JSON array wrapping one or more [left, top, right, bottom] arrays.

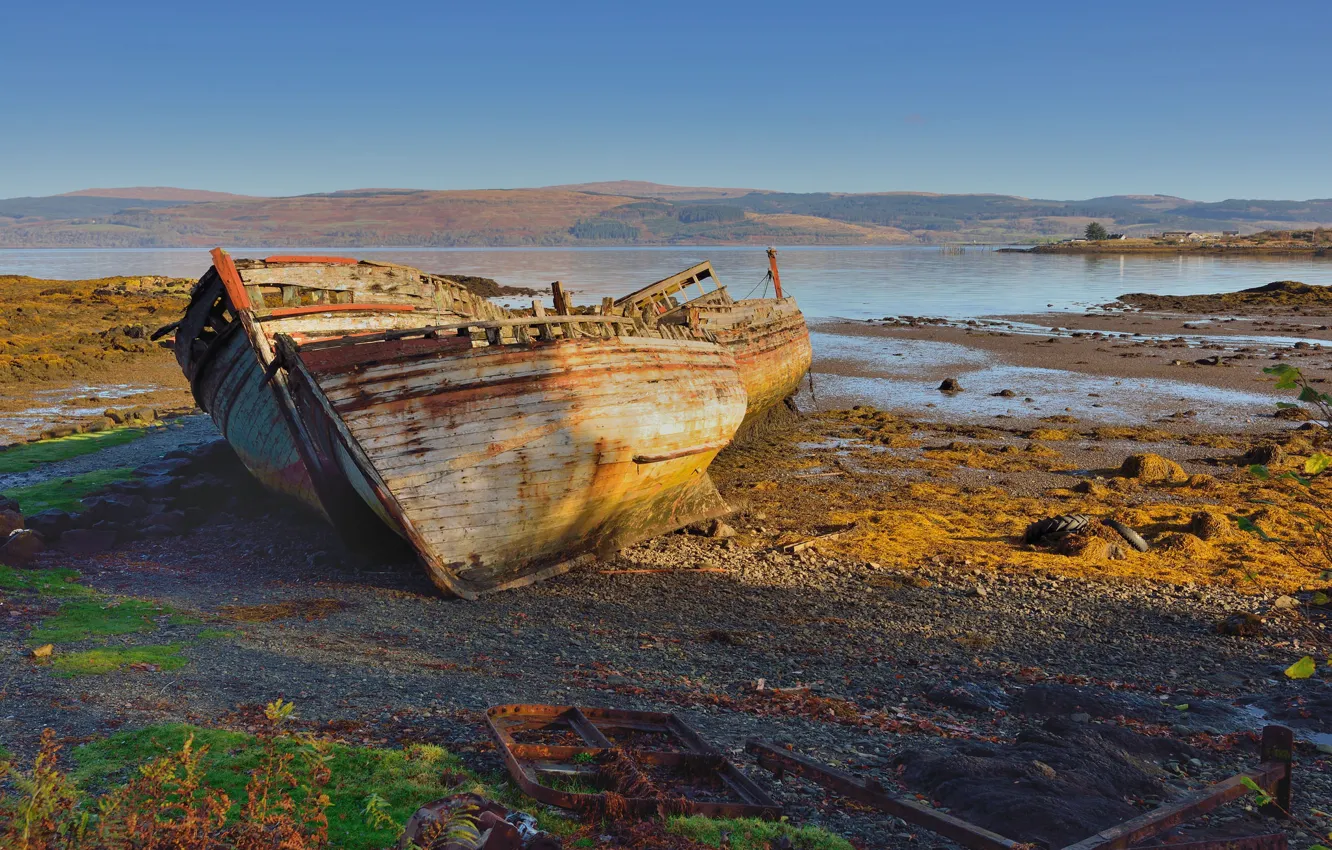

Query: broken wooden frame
[[614, 261, 733, 318], [487, 704, 780, 819], [747, 725, 1294, 850]]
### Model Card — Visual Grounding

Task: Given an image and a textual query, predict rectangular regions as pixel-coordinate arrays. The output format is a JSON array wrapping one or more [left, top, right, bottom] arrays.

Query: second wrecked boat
[[176, 250, 748, 597], [615, 249, 812, 438]]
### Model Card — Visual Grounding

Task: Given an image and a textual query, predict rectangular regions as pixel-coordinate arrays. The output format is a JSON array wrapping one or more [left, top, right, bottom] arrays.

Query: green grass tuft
[[30, 597, 176, 644], [72, 725, 515, 850], [667, 815, 854, 850], [0, 428, 148, 474], [2, 467, 135, 514], [0, 565, 90, 597], [196, 628, 238, 640], [51, 644, 188, 676]]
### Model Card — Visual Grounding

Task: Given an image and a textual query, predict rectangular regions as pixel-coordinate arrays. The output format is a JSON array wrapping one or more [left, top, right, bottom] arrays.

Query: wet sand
[[808, 301, 1332, 432]]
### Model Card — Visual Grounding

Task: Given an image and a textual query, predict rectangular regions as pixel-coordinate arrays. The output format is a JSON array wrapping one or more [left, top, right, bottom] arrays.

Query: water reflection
[[4, 246, 1331, 321]]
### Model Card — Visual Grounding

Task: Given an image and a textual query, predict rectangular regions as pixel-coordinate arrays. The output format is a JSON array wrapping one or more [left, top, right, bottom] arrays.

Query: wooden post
[[1259, 725, 1293, 817], [766, 247, 783, 299], [552, 281, 570, 315], [600, 296, 615, 316]]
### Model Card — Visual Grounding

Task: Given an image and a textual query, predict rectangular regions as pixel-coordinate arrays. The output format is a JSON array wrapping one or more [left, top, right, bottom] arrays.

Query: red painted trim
[[263, 255, 359, 265], [261, 303, 417, 319], [210, 247, 251, 311]]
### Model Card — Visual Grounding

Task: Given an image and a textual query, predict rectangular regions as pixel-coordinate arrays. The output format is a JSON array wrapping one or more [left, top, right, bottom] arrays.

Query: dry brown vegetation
[[0, 275, 191, 387], [714, 407, 1332, 592]]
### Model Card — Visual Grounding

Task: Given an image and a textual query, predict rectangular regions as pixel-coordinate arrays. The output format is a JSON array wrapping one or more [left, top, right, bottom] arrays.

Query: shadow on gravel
[[896, 715, 1202, 848]]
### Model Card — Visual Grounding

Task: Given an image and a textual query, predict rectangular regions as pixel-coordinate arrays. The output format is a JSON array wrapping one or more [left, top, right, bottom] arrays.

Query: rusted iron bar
[[766, 247, 783, 299], [749, 728, 1295, 850], [745, 741, 1024, 850], [1126, 836, 1287, 850], [1063, 726, 1293, 850]]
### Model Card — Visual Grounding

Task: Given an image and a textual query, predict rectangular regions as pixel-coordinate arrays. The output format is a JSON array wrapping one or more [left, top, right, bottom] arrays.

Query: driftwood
[[780, 523, 857, 554]]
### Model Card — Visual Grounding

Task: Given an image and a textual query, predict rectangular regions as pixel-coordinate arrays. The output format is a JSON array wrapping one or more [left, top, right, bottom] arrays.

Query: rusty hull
[[278, 318, 747, 598]]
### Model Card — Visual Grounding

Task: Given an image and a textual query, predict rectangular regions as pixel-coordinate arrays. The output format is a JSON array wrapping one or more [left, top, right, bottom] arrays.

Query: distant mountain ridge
[[2, 183, 1330, 248], [59, 187, 257, 202]]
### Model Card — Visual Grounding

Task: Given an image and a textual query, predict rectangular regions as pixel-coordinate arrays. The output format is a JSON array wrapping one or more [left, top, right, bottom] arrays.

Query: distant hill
[[60, 187, 257, 202], [544, 181, 768, 201], [3, 184, 1331, 248]]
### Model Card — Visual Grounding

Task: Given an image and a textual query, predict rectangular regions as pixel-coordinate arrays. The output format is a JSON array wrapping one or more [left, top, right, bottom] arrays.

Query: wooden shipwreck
[[175, 249, 752, 597], [614, 249, 812, 438]]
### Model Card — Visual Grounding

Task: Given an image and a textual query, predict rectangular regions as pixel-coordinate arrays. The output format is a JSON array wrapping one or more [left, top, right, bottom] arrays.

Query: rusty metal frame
[[747, 725, 1294, 850], [487, 704, 780, 819]]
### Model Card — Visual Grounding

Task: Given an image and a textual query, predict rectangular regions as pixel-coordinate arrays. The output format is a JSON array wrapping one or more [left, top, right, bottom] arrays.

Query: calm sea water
[[4, 246, 1331, 320]]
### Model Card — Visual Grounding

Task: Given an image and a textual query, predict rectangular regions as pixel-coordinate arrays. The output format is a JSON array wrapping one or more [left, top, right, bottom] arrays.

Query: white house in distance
[[1161, 231, 1203, 242]]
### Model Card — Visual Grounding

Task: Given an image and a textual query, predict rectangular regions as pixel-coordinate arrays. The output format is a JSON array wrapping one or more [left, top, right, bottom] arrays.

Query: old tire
[[1102, 518, 1150, 552], [1024, 513, 1090, 544]]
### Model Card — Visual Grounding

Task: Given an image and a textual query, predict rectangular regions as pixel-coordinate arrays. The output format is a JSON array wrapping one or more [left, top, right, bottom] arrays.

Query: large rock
[[81, 494, 148, 525], [58, 528, 117, 555], [0, 509, 23, 539], [1, 529, 46, 565], [1119, 453, 1187, 484], [25, 509, 74, 540], [104, 406, 156, 425], [0, 495, 20, 513]]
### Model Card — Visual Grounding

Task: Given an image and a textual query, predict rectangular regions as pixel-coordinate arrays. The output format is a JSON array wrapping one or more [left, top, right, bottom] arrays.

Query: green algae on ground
[[0, 565, 89, 597], [2, 467, 134, 513], [0, 427, 149, 473], [667, 815, 853, 850], [51, 644, 187, 676], [30, 597, 177, 644], [71, 725, 537, 850]]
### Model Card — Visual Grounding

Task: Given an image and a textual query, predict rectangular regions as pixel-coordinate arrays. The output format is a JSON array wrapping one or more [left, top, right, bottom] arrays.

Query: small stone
[[0, 529, 46, 565], [1242, 444, 1286, 466], [1031, 760, 1057, 779], [1215, 612, 1263, 637], [938, 378, 963, 392], [708, 519, 737, 539], [992, 389, 1016, 397], [1273, 595, 1299, 609], [30, 643, 54, 659], [1069, 712, 1091, 723]]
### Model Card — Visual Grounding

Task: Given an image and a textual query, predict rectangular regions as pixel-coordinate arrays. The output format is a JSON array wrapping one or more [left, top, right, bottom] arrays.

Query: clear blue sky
[[3, 0, 1328, 201]]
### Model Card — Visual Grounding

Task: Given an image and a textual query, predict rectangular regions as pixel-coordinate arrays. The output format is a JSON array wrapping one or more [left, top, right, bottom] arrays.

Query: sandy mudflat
[[808, 298, 1332, 432]]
